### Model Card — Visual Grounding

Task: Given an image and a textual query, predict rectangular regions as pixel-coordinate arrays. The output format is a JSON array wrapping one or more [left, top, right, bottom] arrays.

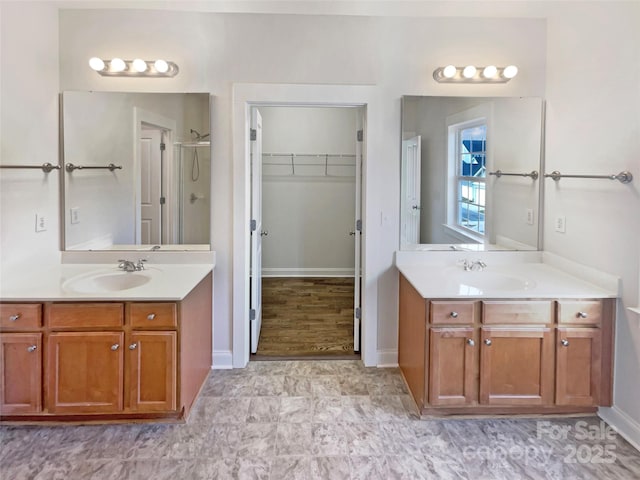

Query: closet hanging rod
[[0, 163, 60, 173], [65, 163, 122, 172], [544, 170, 633, 184], [489, 170, 539, 180], [262, 153, 356, 158]]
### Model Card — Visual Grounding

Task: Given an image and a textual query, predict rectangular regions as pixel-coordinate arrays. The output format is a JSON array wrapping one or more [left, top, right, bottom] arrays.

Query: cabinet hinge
[[357, 130, 363, 142], [355, 307, 361, 319], [160, 197, 166, 205], [250, 219, 257, 232], [356, 219, 362, 232], [250, 309, 256, 321], [160, 142, 166, 151], [250, 128, 257, 141]]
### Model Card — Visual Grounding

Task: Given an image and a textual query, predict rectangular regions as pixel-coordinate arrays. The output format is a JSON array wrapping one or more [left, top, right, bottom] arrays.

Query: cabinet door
[[0, 333, 42, 414], [429, 327, 477, 406], [127, 331, 177, 412], [48, 332, 123, 414], [479, 327, 554, 406], [556, 328, 601, 406]]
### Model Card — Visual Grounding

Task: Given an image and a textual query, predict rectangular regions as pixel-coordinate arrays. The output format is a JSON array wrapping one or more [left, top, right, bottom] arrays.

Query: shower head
[[190, 129, 210, 141]]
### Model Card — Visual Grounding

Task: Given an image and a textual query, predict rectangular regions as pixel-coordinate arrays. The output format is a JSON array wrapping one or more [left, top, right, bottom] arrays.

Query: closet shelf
[[262, 153, 357, 177]]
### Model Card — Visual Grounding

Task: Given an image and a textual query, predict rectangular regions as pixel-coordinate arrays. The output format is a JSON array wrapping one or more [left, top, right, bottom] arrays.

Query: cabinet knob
[[450, 311, 459, 318], [561, 339, 570, 347], [27, 345, 37, 353], [467, 338, 475, 347], [147, 313, 156, 320], [484, 339, 492, 346], [110, 343, 120, 351], [129, 343, 138, 350], [9, 314, 20, 322], [576, 312, 588, 319]]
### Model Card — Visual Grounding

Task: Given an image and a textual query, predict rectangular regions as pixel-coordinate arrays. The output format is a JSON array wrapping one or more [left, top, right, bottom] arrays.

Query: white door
[[401, 136, 421, 245], [140, 129, 162, 244], [250, 108, 263, 354], [353, 109, 364, 352]]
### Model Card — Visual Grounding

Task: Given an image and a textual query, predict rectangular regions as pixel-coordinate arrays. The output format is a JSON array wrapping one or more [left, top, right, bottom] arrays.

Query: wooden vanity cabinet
[[397, 273, 615, 416], [0, 304, 43, 415], [0, 272, 212, 423]]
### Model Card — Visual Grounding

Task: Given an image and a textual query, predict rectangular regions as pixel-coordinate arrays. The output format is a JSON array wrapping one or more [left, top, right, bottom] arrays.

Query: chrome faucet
[[118, 259, 147, 272], [459, 259, 487, 271]]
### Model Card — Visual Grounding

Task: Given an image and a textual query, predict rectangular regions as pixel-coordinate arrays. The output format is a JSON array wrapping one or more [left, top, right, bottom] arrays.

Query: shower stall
[[173, 140, 211, 244]]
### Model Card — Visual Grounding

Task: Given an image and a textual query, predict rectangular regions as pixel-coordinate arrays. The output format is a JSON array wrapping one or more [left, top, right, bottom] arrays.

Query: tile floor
[[1, 360, 639, 479]]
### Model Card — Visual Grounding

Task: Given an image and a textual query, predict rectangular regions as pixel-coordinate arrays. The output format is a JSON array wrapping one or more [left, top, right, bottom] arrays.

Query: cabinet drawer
[[47, 303, 124, 329], [482, 301, 553, 325], [129, 303, 177, 329], [0, 304, 42, 329], [557, 300, 602, 326], [431, 301, 475, 325]]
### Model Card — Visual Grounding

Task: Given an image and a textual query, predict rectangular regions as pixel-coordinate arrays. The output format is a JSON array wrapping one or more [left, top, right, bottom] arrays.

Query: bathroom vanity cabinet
[[0, 272, 212, 423], [398, 274, 614, 415]]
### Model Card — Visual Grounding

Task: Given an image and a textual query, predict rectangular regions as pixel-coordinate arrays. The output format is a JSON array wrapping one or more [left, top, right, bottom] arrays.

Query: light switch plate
[[555, 215, 566, 233], [70, 207, 80, 224], [35, 213, 47, 232]]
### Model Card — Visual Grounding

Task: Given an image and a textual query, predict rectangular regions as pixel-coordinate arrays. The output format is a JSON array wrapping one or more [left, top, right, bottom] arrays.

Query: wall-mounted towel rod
[[65, 163, 122, 172], [0, 163, 60, 173], [489, 170, 539, 180], [544, 170, 633, 184]]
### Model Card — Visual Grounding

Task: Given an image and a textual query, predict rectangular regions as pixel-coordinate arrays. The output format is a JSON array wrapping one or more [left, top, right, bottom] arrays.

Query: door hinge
[[355, 307, 361, 319], [250, 219, 257, 232], [250, 309, 256, 321], [160, 197, 166, 205], [356, 219, 362, 232], [250, 128, 257, 141], [357, 130, 363, 142], [160, 142, 166, 151]]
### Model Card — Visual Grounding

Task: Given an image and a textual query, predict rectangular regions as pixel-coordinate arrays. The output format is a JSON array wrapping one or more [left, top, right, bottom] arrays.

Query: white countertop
[[397, 262, 617, 299], [0, 263, 214, 302]]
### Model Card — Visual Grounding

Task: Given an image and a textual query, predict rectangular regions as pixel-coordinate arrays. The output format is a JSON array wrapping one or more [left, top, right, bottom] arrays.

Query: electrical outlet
[[555, 215, 566, 233], [70, 207, 80, 224], [526, 209, 534, 225], [35, 213, 47, 232]]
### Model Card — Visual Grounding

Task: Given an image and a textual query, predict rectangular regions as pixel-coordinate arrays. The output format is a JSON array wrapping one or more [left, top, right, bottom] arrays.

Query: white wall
[[0, 1, 60, 271], [259, 106, 356, 275], [1, 0, 638, 441]]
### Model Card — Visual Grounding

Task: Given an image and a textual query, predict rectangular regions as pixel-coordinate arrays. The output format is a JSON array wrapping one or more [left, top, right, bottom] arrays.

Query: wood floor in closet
[[255, 277, 356, 358]]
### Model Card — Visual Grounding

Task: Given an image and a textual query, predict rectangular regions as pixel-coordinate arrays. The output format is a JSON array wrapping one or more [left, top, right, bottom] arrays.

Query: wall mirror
[[61, 91, 211, 251], [400, 95, 544, 251]]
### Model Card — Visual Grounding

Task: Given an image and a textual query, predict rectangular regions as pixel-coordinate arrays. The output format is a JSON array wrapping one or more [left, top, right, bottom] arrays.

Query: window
[[451, 120, 487, 237]]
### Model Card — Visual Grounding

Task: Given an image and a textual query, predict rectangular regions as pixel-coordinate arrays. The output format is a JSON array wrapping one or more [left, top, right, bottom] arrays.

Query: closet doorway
[[250, 105, 364, 359]]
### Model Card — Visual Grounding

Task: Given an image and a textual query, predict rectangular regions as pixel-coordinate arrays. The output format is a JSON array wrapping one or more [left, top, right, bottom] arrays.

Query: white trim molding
[[598, 406, 640, 452], [212, 350, 234, 370], [262, 268, 354, 277], [377, 349, 398, 368]]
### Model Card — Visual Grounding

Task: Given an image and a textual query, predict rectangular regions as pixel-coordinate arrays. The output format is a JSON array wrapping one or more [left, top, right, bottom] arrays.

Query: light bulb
[[482, 65, 498, 78], [503, 65, 519, 79], [154, 59, 169, 73], [462, 65, 477, 79], [132, 59, 148, 72], [88, 57, 105, 71], [442, 65, 457, 78], [110, 58, 126, 72]]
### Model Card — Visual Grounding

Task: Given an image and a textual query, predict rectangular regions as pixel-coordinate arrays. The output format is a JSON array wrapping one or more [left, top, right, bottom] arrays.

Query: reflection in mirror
[[401, 96, 544, 251], [62, 92, 210, 251]]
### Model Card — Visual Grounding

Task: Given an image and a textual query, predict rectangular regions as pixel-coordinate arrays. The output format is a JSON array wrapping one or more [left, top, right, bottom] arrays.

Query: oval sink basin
[[445, 268, 536, 294], [63, 269, 155, 294]]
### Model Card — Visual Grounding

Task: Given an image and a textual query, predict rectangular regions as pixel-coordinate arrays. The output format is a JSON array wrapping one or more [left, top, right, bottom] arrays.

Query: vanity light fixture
[[88, 57, 179, 77], [433, 64, 518, 83]]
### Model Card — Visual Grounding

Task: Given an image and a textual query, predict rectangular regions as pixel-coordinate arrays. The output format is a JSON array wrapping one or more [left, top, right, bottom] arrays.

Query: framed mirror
[[61, 91, 211, 251], [400, 96, 544, 251]]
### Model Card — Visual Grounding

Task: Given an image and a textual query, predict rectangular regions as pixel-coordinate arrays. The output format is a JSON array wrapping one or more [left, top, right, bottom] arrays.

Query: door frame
[[232, 83, 380, 368]]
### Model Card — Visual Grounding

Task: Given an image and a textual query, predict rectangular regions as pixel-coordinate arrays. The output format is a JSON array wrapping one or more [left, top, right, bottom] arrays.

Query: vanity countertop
[[0, 263, 214, 302], [396, 262, 617, 299]]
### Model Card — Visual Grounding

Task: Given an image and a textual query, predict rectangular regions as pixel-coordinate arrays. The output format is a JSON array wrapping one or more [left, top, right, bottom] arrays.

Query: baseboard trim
[[262, 268, 354, 277], [212, 350, 233, 369], [598, 406, 640, 452], [377, 348, 398, 368]]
